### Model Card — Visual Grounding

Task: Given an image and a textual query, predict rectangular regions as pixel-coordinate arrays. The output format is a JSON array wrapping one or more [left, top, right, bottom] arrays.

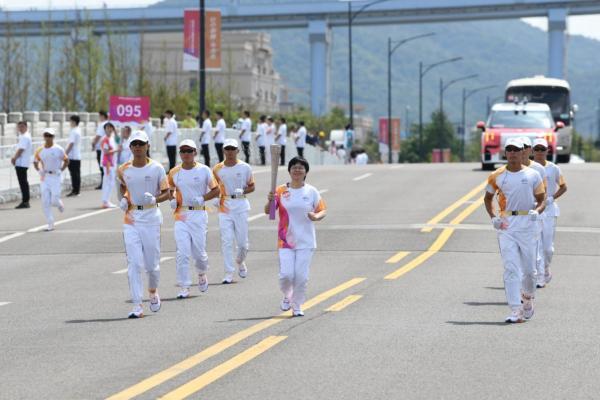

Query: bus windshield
[[488, 110, 554, 129], [505, 86, 570, 124]]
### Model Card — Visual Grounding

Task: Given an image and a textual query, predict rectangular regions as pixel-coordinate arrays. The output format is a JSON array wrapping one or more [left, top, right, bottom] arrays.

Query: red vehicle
[[479, 102, 563, 170]]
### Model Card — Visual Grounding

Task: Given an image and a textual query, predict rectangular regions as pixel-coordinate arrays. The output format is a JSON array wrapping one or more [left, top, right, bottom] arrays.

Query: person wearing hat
[[484, 137, 546, 323], [33, 128, 68, 231], [212, 138, 255, 284], [532, 138, 567, 287], [117, 130, 170, 318], [168, 139, 220, 298], [100, 122, 118, 208], [199, 110, 213, 166]]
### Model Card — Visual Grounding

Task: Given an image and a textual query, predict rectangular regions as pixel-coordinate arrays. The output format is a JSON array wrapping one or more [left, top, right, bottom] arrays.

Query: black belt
[[229, 194, 246, 199]]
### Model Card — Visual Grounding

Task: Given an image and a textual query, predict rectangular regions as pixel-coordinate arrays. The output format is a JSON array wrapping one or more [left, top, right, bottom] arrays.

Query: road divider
[[353, 173, 372, 182]]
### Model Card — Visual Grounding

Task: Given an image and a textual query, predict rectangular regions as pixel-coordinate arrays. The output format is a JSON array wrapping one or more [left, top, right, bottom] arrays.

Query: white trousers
[[279, 248, 314, 310], [41, 175, 62, 225], [538, 215, 557, 272], [102, 165, 116, 204], [498, 229, 537, 309], [219, 211, 249, 273], [124, 224, 161, 305], [174, 213, 209, 288]]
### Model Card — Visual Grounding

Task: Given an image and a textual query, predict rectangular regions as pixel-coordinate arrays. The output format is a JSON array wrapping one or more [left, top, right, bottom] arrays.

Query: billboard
[[109, 96, 150, 125], [183, 9, 222, 71], [378, 117, 401, 152]]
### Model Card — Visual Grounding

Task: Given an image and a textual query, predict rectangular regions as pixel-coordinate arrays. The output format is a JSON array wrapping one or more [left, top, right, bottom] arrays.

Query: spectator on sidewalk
[[65, 115, 82, 197], [214, 111, 226, 162], [91, 110, 109, 190], [239, 111, 252, 163], [11, 121, 32, 209], [295, 121, 307, 158], [163, 110, 179, 171]]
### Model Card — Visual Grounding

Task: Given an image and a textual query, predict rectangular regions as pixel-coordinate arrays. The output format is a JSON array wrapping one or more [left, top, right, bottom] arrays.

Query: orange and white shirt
[[34, 144, 67, 176], [213, 160, 254, 214], [168, 163, 218, 221], [486, 165, 544, 231], [541, 161, 566, 217], [274, 183, 326, 249], [117, 158, 168, 225]]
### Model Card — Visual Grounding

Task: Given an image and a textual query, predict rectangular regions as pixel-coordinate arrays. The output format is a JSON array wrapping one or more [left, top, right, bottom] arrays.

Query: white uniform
[[296, 127, 307, 148], [277, 124, 287, 145], [95, 121, 107, 151], [213, 160, 254, 274], [118, 137, 132, 165], [164, 118, 179, 146], [241, 118, 252, 142], [67, 127, 81, 161], [101, 135, 118, 204], [525, 160, 547, 284], [34, 145, 67, 227], [201, 119, 213, 145], [256, 122, 266, 147], [356, 153, 368, 165], [265, 123, 275, 163], [169, 163, 218, 288], [15, 132, 32, 167], [215, 118, 226, 144], [539, 161, 565, 274], [118, 159, 169, 305], [487, 166, 544, 311], [274, 183, 326, 311]]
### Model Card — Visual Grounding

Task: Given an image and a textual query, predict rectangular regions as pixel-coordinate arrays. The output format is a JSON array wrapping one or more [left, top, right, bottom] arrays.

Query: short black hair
[[165, 110, 174, 116], [17, 120, 27, 127], [288, 156, 309, 174], [203, 110, 210, 117], [259, 115, 266, 122], [104, 122, 115, 132], [243, 110, 250, 117], [267, 116, 274, 122], [299, 121, 305, 126], [70, 115, 80, 124], [216, 111, 224, 117], [280, 117, 286, 123], [99, 110, 108, 119]]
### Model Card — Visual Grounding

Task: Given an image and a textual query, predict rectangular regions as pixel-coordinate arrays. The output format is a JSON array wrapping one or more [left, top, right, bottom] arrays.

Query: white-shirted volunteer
[[163, 110, 179, 171], [117, 130, 170, 319], [12, 121, 32, 209], [265, 116, 275, 164], [275, 117, 287, 166], [266, 156, 327, 317], [239, 111, 252, 163], [100, 122, 118, 208], [532, 138, 567, 287], [214, 111, 226, 163], [118, 126, 133, 166], [295, 121, 307, 158], [484, 138, 545, 323], [199, 110, 213, 166], [91, 110, 109, 190], [65, 115, 82, 197], [33, 128, 68, 231], [213, 138, 255, 284], [168, 139, 220, 298], [256, 115, 267, 166]]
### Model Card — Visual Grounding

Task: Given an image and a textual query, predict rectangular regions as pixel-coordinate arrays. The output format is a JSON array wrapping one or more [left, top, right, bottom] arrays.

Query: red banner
[[378, 118, 401, 151], [183, 9, 221, 71]]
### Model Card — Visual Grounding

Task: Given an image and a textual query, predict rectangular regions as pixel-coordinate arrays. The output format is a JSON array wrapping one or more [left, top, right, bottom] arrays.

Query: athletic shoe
[[522, 296, 534, 320], [545, 270, 553, 284], [15, 202, 30, 209], [45, 223, 54, 232], [57, 201, 65, 213], [102, 202, 116, 209], [222, 273, 233, 284], [128, 305, 144, 319], [177, 288, 190, 299], [198, 274, 209, 292], [280, 298, 291, 311], [505, 308, 524, 323], [238, 262, 247, 279], [95, 184, 102, 190], [66, 192, 77, 197], [292, 308, 304, 317], [149, 293, 161, 312], [536, 275, 546, 289]]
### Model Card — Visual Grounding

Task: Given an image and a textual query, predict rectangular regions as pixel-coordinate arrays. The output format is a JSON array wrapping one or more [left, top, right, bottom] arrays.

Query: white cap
[[129, 130, 149, 143], [42, 127, 56, 136], [179, 139, 197, 150], [505, 138, 523, 149], [532, 138, 548, 148], [520, 137, 532, 147], [223, 138, 239, 148]]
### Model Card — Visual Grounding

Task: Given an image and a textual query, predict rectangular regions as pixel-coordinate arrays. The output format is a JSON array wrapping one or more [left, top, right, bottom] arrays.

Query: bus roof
[[491, 102, 551, 112], [506, 75, 570, 90]]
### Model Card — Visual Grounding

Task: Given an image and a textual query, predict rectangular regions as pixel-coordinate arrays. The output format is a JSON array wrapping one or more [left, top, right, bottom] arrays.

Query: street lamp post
[[439, 74, 478, 115], [461, 85, 496, 161], [387, 33, 435, 163], [418, 56, 462, 161]]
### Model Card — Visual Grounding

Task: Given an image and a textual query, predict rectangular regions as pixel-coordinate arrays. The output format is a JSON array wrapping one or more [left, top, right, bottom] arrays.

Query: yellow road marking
[[420, 180, 487, 232], [449, 196, 484, 225], [385, 251, 410, 264], [106, 277, 365, 400], [326, 295, 363, 312], [159, 336, 287, 400]]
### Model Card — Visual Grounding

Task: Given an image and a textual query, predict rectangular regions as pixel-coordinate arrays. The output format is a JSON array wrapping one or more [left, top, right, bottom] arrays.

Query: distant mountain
[[154, 0, 600, 138]]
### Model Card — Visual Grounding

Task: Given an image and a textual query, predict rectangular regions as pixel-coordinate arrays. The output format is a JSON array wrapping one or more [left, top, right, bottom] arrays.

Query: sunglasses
[[179, 149, 195, 154], [43, 134, 53, 138], [130, 141, 147, 147], [223, 147, 237, 151], [505, 147, 522, 153], [533, 147, 547, 152]]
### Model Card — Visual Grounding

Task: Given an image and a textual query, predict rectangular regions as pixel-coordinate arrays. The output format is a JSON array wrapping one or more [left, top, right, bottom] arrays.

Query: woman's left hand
[[307, 212, 319, 221]]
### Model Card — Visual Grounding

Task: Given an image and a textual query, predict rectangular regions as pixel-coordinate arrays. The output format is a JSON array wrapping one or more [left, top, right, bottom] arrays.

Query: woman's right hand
[[267, 191, 274, 202]]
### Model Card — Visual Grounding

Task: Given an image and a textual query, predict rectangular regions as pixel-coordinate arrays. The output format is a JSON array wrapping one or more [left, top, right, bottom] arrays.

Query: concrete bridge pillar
[[308, 20, 331, 117], [548, 9, 567, 79]]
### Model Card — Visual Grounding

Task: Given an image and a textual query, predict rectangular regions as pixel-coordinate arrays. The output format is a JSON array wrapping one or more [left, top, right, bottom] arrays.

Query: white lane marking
[[160, 256, 174, 262], [112, 256, 174, 274], [390, 165, 404, 170], [112, 269, 128, 275], [0, 232, 26, 244], [27, 208, 117, 233], [318, 189, 329, 194], [0, 302, 11, 307], [248, 213, 266, 222], [353, 173, 372, 181]]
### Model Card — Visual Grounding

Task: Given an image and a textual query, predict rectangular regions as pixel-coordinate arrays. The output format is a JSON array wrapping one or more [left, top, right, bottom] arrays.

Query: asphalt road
[[1, 163, 598, 400]]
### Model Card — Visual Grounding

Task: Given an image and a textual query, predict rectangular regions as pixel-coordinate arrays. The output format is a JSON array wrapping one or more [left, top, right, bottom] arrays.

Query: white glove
[[170, 199, 178, 210], [528, 210, 539, 221], [234, 188, 244, 197], [119, 197, 129, 212], [192, 196, 205, 206], [143, 192, 156, 205], [491, 217, 504, 230], [546, 196, 554, 206]]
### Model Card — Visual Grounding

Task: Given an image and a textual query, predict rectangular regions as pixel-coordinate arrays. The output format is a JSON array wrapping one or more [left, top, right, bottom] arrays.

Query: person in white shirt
[[199, 110, 213, 166], [11, 121, 32, 208], [100, 123, 119, 208], [355, 150, 368, 165], [256, 115, 267, 165], [214, 111, 226, 162], [265, 156, 327, 317], [239, 111, 252, 163], [91, 110, 109, 190], [265, 116, 275, 164], [532, 138, 567, 287], [168, 139, 220, 298], [65, 115, 82, 197], [117, 130, 170, 318], [33, 128, 68, 231], [118, 126, 133, 166], [275, 117, 288, 166], [295, 121, 307, 158], [213, 138, 255, 284], [484, 138, 545, 323], [163, 110, 179, 171]]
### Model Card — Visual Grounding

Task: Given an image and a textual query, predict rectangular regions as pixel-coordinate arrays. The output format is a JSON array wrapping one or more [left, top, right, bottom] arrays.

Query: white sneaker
[[128, 304, 144, 319], [57, 201, 64, 213], [238, 262, 247, 279], [102, 202, 116, 209], [505, 308, 524, 323], [280, 298, 291, 311], [177, 288, 190, 299], [522, 296, 534, 320], [198, 274, 208, 292], [292, 308, 304, 317], [222, 273, 233, 284], [536, 275, 546, 289], [149, 293, 161, 312], [45, 223, 54, 232]]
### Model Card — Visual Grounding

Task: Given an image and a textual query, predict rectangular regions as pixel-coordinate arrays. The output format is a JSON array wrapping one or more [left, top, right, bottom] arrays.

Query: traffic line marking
[[353, 173, 372, 181], [0, 302, 11, 307], [106, 277, 366, 400], [385, 251, 410, 264], [27, 208, 117, 233], [247, 213, 266, 222], [326, 295, 363, 312], [318, 189, 329, 194], [112, 257, 173, 274], [158, 336, 287, 400], [0, 232, 26, 244]]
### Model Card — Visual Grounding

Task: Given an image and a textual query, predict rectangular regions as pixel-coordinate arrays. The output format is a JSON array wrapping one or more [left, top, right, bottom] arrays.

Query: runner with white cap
[[484, 137, 545, 323], [532, 137, 567, 287], [33, 128, 68, 231], [117, 130, 170, 318], [168, 139, 220, 298], [213, 138, 255, 284]]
